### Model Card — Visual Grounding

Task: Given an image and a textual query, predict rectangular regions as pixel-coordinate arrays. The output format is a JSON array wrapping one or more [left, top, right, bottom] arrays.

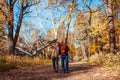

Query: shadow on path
[[0, 63, 100, 80]]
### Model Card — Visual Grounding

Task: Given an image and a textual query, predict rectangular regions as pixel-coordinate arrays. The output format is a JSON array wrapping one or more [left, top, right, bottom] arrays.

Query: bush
[[88, 52, 120, 67], [104, 53, 120, 66]]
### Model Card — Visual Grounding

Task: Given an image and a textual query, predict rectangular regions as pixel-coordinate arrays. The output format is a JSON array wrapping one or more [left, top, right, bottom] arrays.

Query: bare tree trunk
[[13, 8, 23, 54], [65, 21, 70, 44], [83, 0, 93, 58], [80, 41, 87, 59], [8, 4, 14, 54], [104, 0, 116, 54], [8, 23, 14, 54], [119, 35, 120, 51]]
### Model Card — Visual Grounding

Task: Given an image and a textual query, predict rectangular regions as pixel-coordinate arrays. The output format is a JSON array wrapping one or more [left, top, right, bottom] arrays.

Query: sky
[[13, 0, 103, 40]]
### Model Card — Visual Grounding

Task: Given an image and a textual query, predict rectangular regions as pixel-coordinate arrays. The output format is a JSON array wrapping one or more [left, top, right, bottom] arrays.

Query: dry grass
[[80, 52, 120, 76], [0, 55, 51, 71], [84, 52, 120, 74]]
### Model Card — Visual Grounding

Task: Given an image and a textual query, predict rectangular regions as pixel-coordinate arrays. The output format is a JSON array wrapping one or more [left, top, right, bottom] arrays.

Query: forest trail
[[0, 62, 120, 80]]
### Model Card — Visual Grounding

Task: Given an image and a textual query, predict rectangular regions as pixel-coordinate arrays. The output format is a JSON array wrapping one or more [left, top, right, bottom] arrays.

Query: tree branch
[[4, 0, 9, 6], [23, 0, 41, 11], [12, 0, 17, 5], [23, 11, 32, 16]]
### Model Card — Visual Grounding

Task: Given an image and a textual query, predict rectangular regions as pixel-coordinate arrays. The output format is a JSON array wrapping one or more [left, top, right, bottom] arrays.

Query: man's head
[[61, 41, 66, 45], [59, 40, 63, 44]]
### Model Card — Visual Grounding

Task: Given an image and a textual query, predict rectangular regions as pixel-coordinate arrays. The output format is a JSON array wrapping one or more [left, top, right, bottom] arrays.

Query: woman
[[51, 42, 60, 72]]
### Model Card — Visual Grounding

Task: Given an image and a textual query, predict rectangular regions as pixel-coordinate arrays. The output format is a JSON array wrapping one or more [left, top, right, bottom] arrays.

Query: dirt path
[[0, 62, 120, 80]]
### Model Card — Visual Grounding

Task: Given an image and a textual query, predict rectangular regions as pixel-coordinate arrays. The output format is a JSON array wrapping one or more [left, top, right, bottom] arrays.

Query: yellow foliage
[[48, 0, 54, 3], [68, 3, 75, 9], [90, 44, 100, 54], [70, 46, 75, 54]]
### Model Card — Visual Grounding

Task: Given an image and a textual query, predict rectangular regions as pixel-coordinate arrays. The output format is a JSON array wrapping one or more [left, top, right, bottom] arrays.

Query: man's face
[[61, 41, 64, 45], [59, 41, 63, 44]]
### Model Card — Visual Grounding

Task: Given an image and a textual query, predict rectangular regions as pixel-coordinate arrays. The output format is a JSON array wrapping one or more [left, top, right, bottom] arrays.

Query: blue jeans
[[61, 55, 69, 73], [52, 57, 59, 72]]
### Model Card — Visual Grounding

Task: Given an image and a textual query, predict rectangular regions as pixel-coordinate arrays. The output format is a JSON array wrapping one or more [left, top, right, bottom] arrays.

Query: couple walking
[[52, 41, 69, 73]]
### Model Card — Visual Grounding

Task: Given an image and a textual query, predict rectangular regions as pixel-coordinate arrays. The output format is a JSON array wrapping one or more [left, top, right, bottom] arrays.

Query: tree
[[47, 0, 74, 43], [104, 0, 116, 54], [74, 11, 88, 59], [0, 0, 40, 54], [57, 21, 65, 41], [0, 8, 7, 53], [113, 0, 120, 51]]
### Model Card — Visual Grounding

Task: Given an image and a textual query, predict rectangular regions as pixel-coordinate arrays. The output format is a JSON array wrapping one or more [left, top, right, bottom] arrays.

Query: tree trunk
[[13, 9, 23, 54], [65, 22, 70, 44], [119, 35, 120, 51], [65, 8, 73, 44], [80, 41, 87, 59], [8, 5, 14, 54], [104, 0, 116, 54], [8, 23, 14, 54]]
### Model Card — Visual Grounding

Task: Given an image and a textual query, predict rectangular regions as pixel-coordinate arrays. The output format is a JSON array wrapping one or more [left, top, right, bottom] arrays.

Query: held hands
[[58, 55, 61, 58]]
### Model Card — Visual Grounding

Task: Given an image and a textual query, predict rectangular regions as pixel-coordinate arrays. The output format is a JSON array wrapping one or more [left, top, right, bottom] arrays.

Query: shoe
[[62, 70, 65, 73], [55, 70, 58, 73]]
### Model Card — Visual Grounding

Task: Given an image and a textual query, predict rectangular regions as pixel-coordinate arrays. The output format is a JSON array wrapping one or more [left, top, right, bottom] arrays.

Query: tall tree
[[57, 21, 65, 41], [0, 7, 7, 53], [104, 0, 116, 54], [112, 0, 120, 51], [74, 11, 88, 59], [0, 0, 40, 54]]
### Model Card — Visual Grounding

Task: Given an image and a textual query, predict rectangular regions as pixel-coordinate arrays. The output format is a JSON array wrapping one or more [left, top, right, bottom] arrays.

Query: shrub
[[88, 52, 120, 67]]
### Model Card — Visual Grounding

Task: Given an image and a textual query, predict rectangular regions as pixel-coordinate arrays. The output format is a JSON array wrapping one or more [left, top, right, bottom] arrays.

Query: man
[[51, 42, 60, 72], [60, 41, 69, 73]]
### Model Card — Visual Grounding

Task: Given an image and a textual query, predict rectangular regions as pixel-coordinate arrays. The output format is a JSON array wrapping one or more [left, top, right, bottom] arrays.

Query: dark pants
[[52, 57, 59, 72], [61, 55, 69, 73]]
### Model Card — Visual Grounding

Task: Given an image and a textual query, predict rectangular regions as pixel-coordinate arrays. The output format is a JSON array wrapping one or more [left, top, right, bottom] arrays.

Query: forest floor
[[0, 61, 120, 80]]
